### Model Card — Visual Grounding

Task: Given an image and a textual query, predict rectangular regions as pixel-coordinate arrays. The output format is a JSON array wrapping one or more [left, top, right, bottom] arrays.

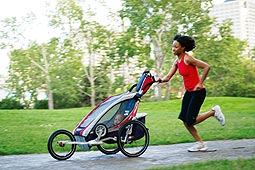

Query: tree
[[194, 20, 247, 97], [0, 15, 58, 109], [7, 39, 65, 109], [119, 0, 214, 100], [8, 46, 45, 108], [50, 0, 119, 106], [119, 0, 254, 99], [46, 38, 85, 109], [6, 35, 85, 109]]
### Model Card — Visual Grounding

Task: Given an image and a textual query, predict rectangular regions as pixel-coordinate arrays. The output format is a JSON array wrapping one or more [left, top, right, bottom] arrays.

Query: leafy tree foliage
[[119, 0, 214, 100], [119, 0, 253, 99], [50, 0, 118, 107], [8, 45, 46, 108], [194, 20, 254, 97], [1, 0, 254, 111]]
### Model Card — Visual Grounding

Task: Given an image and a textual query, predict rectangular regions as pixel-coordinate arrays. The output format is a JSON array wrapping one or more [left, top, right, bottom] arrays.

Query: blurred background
[[0, 0, 254, 109]]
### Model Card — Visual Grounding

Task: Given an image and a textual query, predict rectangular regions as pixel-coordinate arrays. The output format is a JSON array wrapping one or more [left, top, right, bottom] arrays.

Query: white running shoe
[[187, 142, 208, 152], [212, 105, 225, 126]]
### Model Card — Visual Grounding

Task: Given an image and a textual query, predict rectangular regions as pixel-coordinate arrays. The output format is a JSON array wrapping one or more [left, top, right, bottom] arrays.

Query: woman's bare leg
[[184, 109, 215, 142], [194, 110, 215, 125], [184, 123, 202, 142]]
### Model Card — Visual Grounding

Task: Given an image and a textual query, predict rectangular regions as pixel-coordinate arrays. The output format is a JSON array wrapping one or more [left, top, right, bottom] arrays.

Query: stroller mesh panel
[[98, 99, 137, 128], [79, 95, 125, 128]]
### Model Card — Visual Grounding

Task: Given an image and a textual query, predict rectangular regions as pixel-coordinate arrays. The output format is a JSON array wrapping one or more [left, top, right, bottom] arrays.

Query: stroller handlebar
[[128, 75, 158, 94]]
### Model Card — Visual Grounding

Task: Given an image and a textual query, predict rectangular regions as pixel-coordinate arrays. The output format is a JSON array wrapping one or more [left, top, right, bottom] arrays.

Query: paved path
[[1, 139, 254, 170]]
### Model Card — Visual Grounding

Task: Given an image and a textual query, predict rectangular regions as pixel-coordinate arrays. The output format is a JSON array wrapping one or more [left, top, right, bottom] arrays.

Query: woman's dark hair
[[173, 34, 196, 52]]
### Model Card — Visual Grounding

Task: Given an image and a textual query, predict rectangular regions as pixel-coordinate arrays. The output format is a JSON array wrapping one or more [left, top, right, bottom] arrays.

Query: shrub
[[34, 100, 48, 109], [0, 98, 23, 109]]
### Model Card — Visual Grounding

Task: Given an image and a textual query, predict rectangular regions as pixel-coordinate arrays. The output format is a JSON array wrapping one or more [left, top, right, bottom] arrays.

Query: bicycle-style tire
[[47, 129, 76, 160], [117, 120, 149, 157], [97, 143, 120, 155]]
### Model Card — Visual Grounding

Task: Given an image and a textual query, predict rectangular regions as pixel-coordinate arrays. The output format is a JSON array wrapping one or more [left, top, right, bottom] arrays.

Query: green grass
[[147, 158, 255, 170], [0, 97, 254, 155], [144, 97, 255, 145]]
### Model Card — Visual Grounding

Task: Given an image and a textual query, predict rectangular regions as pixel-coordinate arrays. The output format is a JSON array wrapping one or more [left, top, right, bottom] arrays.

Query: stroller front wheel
[[47, 129, 76, 160], [117, 120, 149, 157]]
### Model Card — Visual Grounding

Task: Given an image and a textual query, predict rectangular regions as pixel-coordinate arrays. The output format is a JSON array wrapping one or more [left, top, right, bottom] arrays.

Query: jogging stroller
[[47, 71, 156, 160]]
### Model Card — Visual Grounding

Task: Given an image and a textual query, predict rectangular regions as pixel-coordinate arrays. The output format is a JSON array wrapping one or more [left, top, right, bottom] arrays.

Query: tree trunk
[[108, 64, 114, 96], [89, 53, 96, 107], [46, 75, 54, 110], [164, 82, 170, 100], [152, 32, 165, 101], [41, 46, 54, 110]]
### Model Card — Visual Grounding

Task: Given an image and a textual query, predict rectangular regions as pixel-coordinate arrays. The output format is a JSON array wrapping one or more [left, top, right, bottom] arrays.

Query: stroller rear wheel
[[47, 129, 76, 160], [97, 142, 120, 155], [117, 120, 149, 157]]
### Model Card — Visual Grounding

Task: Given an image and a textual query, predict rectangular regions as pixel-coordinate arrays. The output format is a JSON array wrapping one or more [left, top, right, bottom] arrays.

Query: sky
[[0, 0, 224, 76], [0, 0, 50, 19], [0, 0, 121, 76], [0, 0, 53, 76]]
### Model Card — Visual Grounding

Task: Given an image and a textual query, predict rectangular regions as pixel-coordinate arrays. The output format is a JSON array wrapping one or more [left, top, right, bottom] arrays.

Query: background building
[[210, 0, 255, 47]]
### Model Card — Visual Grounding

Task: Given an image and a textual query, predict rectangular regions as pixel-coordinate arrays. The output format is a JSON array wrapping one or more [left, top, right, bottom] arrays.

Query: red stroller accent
[[47, 71, 156, 160]]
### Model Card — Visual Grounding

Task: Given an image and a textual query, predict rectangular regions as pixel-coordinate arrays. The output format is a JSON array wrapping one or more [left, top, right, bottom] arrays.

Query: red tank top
[[176, 54, 201, 91]]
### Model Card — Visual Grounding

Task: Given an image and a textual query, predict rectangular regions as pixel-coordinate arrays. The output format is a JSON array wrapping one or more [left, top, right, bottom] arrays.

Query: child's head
[[114, 114, 124, 125]]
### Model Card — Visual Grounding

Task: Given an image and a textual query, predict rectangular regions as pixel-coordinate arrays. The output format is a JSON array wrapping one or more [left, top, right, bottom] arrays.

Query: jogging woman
[[158, 34, 225, 152]]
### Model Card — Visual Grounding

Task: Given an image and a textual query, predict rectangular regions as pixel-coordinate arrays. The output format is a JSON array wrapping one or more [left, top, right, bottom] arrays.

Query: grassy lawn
[[0, 97, 254, 155]]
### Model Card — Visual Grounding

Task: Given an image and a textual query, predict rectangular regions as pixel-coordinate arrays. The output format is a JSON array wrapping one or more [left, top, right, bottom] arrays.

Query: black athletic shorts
[[178, 88, 206, 126]]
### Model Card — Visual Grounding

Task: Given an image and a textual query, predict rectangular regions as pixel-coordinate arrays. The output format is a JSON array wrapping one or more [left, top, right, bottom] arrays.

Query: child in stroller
[[47, 71, 156, 160]]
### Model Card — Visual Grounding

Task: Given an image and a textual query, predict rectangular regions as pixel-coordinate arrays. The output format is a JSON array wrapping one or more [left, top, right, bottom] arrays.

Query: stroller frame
[[47, 71, 156, 160]]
